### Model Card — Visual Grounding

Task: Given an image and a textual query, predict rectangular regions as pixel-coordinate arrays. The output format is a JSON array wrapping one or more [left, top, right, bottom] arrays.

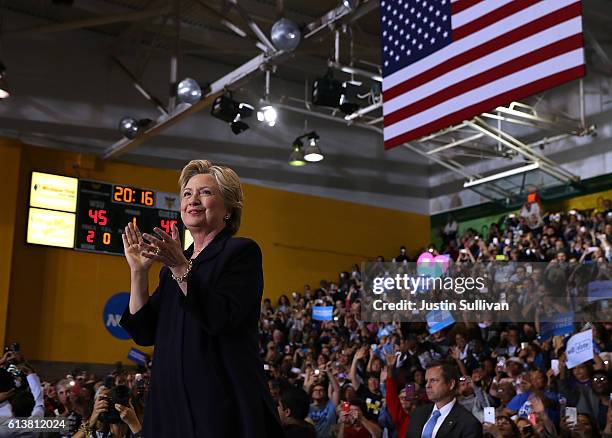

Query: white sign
[[566, 329, 593, 369]]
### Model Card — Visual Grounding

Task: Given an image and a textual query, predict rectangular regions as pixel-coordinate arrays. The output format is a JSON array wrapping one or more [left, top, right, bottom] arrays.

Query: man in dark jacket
[[278, 387, 316, 438], [405, 361, 482, 438]]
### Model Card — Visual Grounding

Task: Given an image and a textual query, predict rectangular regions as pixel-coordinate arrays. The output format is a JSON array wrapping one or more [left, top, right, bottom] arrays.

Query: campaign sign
[[427, 309, 455, 334], [103, 292, 131, 340], [587, 281, 612, 303], [540, 312, 575, 340], [566, 329, 593, 369], [312, 306, 333, 321], [128, 348, 148, 366]]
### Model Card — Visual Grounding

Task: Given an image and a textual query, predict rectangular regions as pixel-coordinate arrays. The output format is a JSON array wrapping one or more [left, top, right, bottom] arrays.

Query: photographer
[[73, 386, 141, 438], [0, 354, 45, 437]]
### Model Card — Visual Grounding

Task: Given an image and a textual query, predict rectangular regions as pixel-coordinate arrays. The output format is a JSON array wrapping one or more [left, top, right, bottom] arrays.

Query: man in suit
[[405, 361, 482, 438]]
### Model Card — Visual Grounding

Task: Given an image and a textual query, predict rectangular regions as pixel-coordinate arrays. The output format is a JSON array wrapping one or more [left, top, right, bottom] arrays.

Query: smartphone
[[493, 237, 499, 245], [566, 407, 577, 426], [484, 407, 495, 424], [459, 249, 469, 254], [342, 401, 350, 413], [263, 364, 270, 371], [521, 342, 529, 350], [314, 369, 320, 376], [551, 360, 560, 376], [528, 412, 537, 426], [523, 425, 534, 435]]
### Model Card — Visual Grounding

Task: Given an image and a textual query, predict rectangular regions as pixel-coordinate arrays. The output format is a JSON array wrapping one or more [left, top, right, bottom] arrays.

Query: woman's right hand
[[122, 222, 156, 272], [89, 391, 109, 425]]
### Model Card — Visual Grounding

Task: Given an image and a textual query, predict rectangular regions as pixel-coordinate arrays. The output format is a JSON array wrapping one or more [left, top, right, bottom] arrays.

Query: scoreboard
[[27, 172, 190, 255]]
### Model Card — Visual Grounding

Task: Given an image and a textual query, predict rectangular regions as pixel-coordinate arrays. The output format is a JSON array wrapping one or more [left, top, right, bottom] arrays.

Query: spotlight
[[211, 95, 254, 135], [271, 18, 301, 52], [304, 132, 324, 162], [288, 140, 306, 167], [312, 70, 342, 108], [176, 78, 202, 104], [257, 105, 277, 127], [339, 81, 361, 114], [342, 0, 359, 10], [0, 63, 9, 99], [118, 117, 152, 139]]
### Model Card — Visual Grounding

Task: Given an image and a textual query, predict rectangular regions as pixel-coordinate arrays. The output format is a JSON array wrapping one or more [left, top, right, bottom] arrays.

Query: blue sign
[[426, 309, 455, 334], [312, 306, 333, 321], [103, 292, 131, 340], [588, 281, 612, 303], [127, 348, 148, 366], [540, 311, 574, 340]]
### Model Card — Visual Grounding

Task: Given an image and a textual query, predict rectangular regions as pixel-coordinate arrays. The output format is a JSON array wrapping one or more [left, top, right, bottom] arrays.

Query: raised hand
[[354, 346, 369, 361], [122, 222, 156, 272], [115, 400, 141, 433], [141, 224, 189, 274]]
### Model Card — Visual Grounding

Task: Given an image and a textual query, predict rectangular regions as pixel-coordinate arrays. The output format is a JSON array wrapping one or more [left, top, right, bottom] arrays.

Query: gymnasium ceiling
[[0, 0, 611, 214]]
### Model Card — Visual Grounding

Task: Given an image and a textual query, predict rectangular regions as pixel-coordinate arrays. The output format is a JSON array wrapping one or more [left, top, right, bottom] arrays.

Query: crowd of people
[[0, 198, 611, 438], [257, 199, 612, 438]]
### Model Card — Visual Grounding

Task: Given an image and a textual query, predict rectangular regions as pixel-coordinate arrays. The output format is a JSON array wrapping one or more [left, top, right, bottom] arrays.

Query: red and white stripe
[[383, 0, 585, 149]]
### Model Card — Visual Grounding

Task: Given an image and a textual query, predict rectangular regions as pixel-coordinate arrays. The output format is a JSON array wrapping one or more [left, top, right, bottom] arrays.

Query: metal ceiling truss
[[102, 0, 379, 159], [402, 93, 591, 204]]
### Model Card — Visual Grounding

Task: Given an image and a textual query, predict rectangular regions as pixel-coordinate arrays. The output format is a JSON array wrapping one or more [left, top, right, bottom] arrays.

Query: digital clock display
[[112, 185, 155, 207], [75, 180, 182, 255]]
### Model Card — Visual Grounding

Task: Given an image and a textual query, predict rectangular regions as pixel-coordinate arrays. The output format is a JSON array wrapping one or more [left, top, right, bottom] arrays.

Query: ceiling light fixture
[[211, 94, 254, 135], [288, 140, 306, 166], [270, 18, 301, 52], [303, 132, 324, 162], [176, 78, 204, 105], [0, 62, 9, 99], [118, 117, 153, 139], [339, 80, 361, 114], [463, 162, 540, 188], [257, 105, 277, 127], [312, 69, 342, 108]]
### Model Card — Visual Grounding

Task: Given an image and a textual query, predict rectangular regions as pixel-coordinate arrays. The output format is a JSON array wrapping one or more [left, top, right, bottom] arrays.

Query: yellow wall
[[546, 188, 612, 212], [0, 140, 21, 347], [2, 140, 430, 364]]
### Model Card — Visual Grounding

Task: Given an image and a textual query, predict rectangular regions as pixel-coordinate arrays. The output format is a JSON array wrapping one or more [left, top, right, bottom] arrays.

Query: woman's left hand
[[142, 224, 189, 273]]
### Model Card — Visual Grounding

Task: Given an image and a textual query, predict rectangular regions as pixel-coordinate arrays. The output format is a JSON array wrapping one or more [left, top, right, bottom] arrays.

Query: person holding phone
[[120, 160, 283, 438], [383, 353, 416, 438], [337, 398, 382, 438]]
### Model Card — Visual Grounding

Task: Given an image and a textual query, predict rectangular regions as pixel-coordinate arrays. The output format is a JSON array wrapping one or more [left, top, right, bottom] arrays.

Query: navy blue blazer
[[121, 227, 285, 438], [405, 400, 482, 438]]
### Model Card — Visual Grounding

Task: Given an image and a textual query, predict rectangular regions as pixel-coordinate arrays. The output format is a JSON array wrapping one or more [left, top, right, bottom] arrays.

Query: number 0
[[103, 232, 111, 245]]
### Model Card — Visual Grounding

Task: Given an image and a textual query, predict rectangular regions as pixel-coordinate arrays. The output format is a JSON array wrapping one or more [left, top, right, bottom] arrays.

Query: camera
[[4, 343, 19, 354], [99, 385, 130, 424]]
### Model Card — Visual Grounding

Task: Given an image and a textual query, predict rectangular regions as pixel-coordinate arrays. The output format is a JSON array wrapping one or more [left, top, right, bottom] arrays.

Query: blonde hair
[[178, 160, 243, 235]]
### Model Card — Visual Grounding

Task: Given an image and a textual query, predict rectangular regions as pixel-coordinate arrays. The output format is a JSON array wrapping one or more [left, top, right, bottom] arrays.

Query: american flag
[[382, 0, 585, 149]]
